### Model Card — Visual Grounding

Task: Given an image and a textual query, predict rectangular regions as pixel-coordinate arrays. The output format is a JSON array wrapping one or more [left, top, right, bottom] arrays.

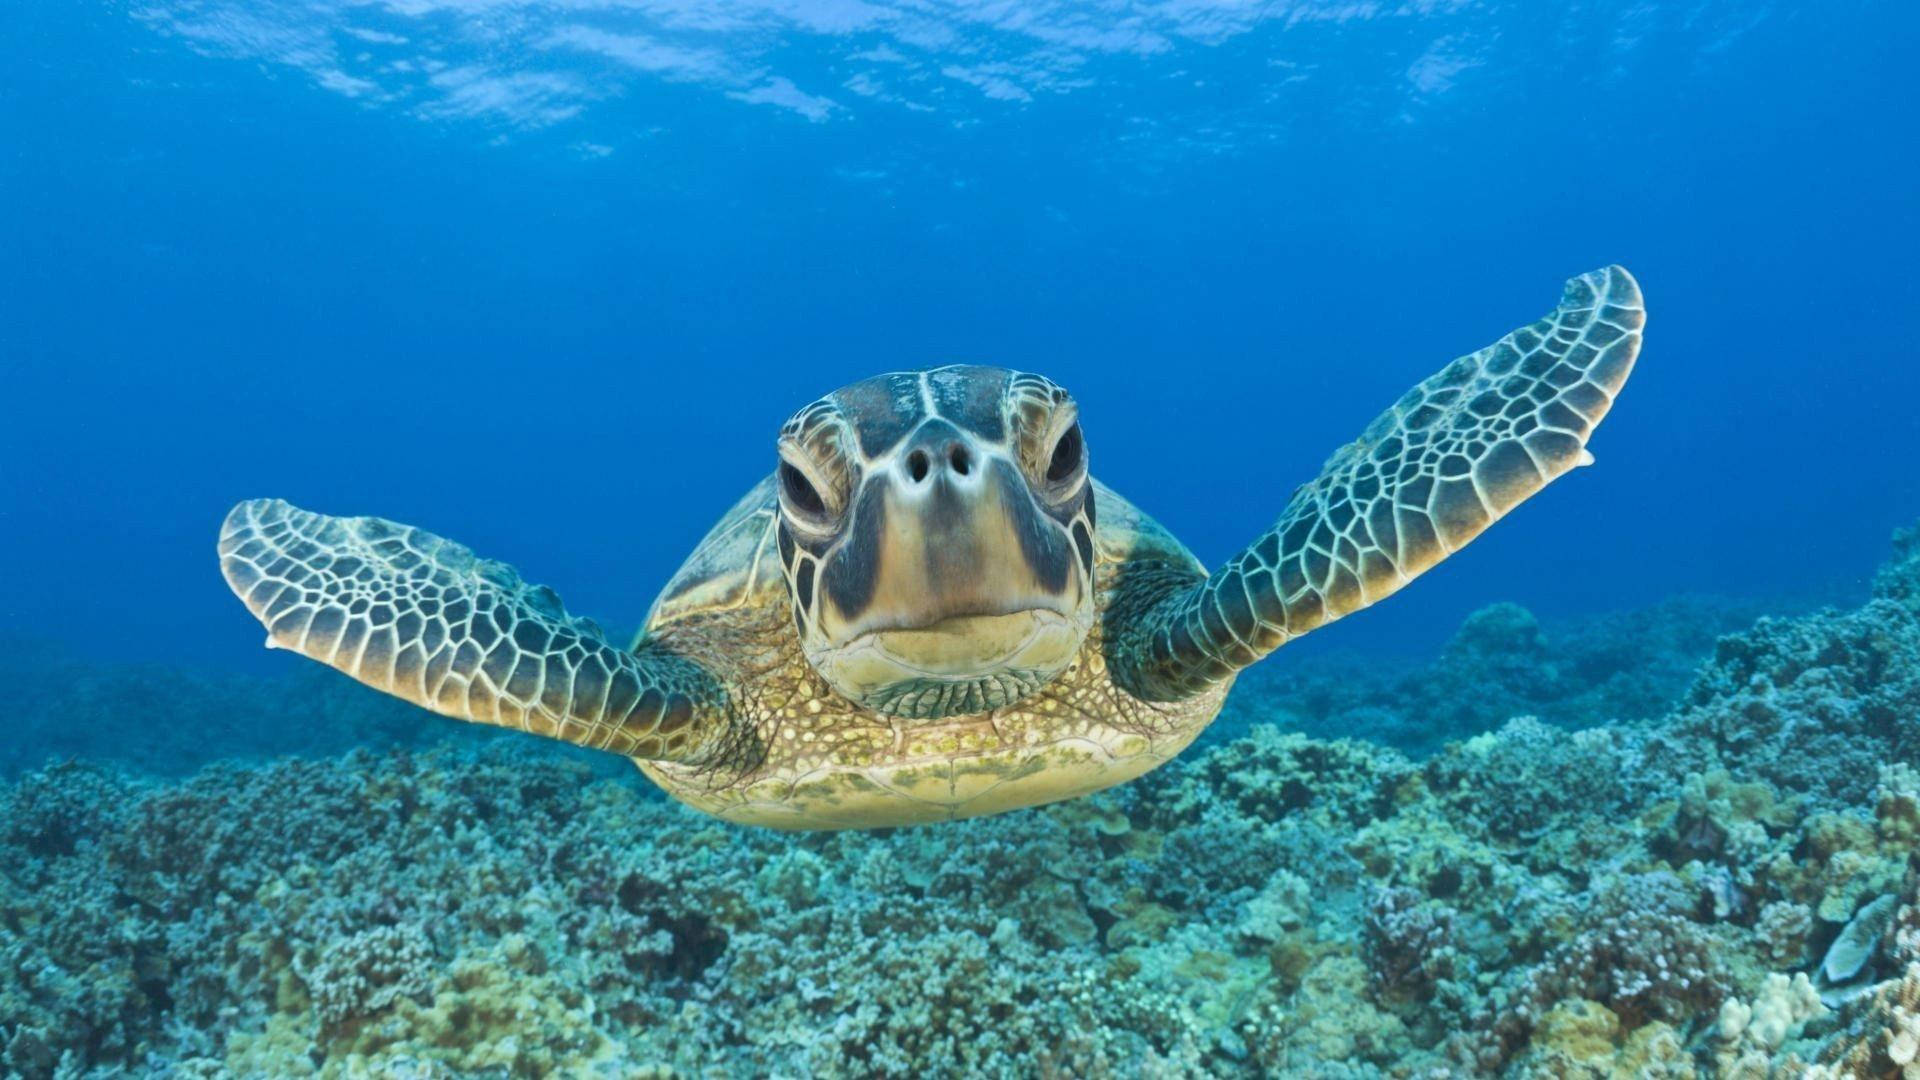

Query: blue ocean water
[[5, 1, 1914, 672], [5, 2, 1920, 1076]]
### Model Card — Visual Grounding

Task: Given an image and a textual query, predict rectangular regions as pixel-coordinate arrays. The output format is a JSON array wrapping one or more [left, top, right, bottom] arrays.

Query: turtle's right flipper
[[218, 499, 727, 764], [1107, 265, 1645, 701]]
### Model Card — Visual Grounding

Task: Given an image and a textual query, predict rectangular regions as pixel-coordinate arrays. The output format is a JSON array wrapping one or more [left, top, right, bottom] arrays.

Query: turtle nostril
[[907, 449, 930, 482], [948, 444, 971, 476]]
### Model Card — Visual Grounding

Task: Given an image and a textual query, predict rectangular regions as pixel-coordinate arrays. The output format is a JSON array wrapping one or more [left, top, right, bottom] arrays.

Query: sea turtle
[[219, 265, 1644, 829]]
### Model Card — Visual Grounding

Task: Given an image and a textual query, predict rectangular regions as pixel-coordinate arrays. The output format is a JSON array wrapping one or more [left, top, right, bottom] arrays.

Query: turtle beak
[[814, 420, 1085, 654]]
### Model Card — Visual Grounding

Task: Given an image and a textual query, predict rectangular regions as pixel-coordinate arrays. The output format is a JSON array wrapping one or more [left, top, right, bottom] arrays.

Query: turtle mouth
[[813, 607, 1088, 719], [857, 609, 1073, 676]]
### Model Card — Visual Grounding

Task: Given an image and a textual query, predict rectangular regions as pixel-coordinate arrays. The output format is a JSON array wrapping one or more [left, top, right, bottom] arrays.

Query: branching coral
[[1755, 901, 1814, 969], [1519, 906, 1733, 1027], [1359, 885, 1459, 997], [297, 923, 437, 1031], [1425, 716, 1648, 842], [1670, 589, 1920, 809]]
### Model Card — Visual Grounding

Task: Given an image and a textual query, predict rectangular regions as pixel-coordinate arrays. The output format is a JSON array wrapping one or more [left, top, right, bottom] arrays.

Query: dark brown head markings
[[793, 559, 816, 614], [1071, 519, 1095, 577]]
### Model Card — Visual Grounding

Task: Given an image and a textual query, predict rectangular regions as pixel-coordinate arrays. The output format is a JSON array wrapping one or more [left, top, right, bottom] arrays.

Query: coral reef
[[0, 636, 631, 781], [1226, 593, 1784, 754], [1, 525, 1917, 1077]]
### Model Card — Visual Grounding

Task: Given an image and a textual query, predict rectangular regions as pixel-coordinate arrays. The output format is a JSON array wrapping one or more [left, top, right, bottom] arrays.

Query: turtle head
[[773, 366, 1097, 719]]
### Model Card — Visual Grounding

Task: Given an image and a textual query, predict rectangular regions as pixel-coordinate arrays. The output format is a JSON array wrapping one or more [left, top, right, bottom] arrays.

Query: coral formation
[[1226, 593, 1782, 754], [1, 524, 1918, 1077]]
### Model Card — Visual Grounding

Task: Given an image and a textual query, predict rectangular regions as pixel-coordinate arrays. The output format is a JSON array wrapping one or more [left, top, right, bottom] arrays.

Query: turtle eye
[[779, 461, 828, 518], [1045, 422, 1084, 483]]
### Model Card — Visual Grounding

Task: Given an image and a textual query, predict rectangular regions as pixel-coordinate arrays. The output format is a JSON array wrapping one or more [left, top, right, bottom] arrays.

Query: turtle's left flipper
[[1108, 265, 1645, 701], [218, 499, 734, 764]]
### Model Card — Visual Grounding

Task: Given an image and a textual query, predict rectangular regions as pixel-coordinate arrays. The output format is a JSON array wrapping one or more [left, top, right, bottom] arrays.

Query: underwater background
[[5, 0, 1920, 1076]]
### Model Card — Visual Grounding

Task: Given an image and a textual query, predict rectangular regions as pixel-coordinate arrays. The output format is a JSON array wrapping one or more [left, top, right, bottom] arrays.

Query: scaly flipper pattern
[[219, 499, 728, 763], [1111, 265, 1645, 700]]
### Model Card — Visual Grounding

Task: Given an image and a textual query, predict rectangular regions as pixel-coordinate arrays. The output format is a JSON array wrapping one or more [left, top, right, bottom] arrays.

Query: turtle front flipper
[[219, 499, 735, 765], [1108, 265, 1645, 701]]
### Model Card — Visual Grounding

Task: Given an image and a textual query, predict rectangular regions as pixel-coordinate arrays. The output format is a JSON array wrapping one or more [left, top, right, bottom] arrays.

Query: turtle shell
[[639, 475, 785, 642]]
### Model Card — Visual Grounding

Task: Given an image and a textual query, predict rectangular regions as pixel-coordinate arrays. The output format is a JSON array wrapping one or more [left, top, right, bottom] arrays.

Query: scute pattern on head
[[766, 366, 1098, 721], [927, 364, 1010, 442], [1005, 370, 1078, 482]]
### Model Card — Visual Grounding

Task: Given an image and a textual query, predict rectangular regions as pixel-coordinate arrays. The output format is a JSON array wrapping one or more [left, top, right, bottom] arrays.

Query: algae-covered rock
[[1820, 892, 1899, 996]]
